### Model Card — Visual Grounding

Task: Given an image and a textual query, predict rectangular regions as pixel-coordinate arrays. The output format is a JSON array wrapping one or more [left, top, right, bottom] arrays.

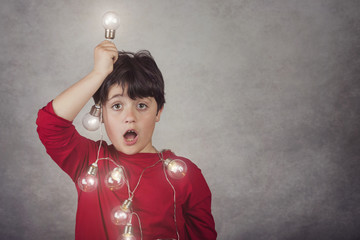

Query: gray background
[[1, 0, 360, 239]]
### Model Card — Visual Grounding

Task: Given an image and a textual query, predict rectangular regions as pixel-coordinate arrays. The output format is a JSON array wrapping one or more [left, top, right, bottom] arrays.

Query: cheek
[[103, 112, 120, 136], [142, 117, 157, 135], [103, 108, 120, 124]]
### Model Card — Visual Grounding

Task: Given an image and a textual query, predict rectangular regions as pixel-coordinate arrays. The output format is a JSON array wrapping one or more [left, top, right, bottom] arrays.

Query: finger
[[100, 39, 113, 44], [95, 42, 115, 51], [95, 46, 117, 57], [100, 40, 117, 48], [98, 45, 118, 55], [112, 51, 119, 63], [101, 46, 118, 56], [101, 45, 118, 51], [96, 41, 118, 63]]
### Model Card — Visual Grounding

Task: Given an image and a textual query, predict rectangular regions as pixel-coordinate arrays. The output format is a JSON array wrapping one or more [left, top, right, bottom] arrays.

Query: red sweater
[[36, 102, 217, 240]]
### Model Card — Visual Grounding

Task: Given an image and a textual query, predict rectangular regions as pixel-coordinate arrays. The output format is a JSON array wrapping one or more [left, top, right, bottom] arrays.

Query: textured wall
[[1, 0, 360, 239]]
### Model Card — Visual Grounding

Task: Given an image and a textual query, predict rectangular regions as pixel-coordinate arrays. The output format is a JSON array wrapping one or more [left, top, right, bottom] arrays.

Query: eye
[[111, 103, 123, 111], [137, 103, 148, 110]]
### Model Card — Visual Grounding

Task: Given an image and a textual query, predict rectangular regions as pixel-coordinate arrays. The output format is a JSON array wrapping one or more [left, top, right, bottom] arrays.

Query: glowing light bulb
[[77, 163, 98, 192], [105, 167, 125, 191], [164, 159, 188, 179], [118, 223, 136, 240], [111, 199, 132, 225], [82, 104, 101, 131], [102, 11, 120, 39]]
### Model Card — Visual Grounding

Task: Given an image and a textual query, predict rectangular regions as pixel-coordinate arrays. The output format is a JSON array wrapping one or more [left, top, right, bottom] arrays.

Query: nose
[[124, 107, 136, 124]]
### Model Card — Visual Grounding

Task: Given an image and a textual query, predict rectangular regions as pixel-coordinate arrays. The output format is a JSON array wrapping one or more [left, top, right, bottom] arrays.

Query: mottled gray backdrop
[[1, 0, 360, 239]]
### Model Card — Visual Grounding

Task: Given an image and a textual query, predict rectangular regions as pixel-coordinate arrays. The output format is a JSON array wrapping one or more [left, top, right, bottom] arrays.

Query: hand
[[92, 40, 119, 77]]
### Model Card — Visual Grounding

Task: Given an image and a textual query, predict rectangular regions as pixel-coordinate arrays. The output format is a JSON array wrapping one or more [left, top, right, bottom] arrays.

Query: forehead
[[106, 84, 154, 103], [107, 84, 126, 99]]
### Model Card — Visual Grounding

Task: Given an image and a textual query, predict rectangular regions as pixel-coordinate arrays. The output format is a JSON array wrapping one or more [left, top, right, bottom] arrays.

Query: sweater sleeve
[[184, 164, 217, 239], [36, 101, 95, 182]]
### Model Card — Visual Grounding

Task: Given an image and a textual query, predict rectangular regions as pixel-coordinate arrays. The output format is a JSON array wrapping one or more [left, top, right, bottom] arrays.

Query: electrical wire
[[132, 212, 143, 240], [88, 107, 180, 240], [163, 162, 180, 240]]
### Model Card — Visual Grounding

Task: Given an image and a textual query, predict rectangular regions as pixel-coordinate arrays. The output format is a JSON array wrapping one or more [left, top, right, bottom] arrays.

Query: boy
[[36, 41, 217, 239]]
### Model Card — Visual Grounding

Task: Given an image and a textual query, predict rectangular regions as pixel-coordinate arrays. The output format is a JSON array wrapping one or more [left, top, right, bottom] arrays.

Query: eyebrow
[[107, 93, 124, 101], [107, 94, 153, 103]]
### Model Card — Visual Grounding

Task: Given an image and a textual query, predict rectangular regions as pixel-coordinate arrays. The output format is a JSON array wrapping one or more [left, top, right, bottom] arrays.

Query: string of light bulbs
[[78, 12, 189, 239], [79, 102, 186, 239]]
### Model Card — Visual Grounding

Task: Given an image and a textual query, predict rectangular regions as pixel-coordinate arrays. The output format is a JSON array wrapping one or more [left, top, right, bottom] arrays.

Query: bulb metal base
[[164, 158, 172, 166], [89, 104, 101, 117], [123, 223, 134, 235], [87, 163, 98, 175], [105, 29, 116, 39], [122, 199, 132, 210]]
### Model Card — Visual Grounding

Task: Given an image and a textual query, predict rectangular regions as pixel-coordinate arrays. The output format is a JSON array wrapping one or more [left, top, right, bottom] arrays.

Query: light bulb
[[102, 11, 120, 39], [118, 223, 136, 240], [164, 159, 188, 179], [105, 167, 125, 191], [82, 104, 101, 131], [77, 163, 98, 192], [111, 199, 132, 225]]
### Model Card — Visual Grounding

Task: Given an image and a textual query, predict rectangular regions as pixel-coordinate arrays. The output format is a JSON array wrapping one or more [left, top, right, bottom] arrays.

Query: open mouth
[[123, 130, 138, 145]]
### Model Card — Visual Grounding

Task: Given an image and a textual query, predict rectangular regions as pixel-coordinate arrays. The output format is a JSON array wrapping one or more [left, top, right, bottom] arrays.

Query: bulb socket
[[89, 104, 101, 117], [122, 199, 132, 210], [105, 29, 116, 39], [123, 224, 134, 235], [164, 158, 172, 166], [87, 163, 98, 175]]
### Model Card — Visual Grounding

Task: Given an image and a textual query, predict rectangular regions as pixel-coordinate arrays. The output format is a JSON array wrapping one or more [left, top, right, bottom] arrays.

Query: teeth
[[124, 130, 135, 135], [124, 130, 137, 142]]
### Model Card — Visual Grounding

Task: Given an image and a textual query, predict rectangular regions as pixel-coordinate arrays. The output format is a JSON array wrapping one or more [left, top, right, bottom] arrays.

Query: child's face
[[102, 84, 163, 155]]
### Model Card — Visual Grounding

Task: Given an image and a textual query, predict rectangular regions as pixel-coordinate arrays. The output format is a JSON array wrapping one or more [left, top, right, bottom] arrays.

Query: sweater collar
[[109, 146, 173, 167]]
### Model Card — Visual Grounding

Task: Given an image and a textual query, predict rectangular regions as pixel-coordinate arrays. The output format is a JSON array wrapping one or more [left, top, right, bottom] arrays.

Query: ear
[[155, 106, 164, 122]]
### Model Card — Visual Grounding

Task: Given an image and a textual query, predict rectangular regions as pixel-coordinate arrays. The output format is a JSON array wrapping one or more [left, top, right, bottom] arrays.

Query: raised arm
[[52, 40, 118, 121]]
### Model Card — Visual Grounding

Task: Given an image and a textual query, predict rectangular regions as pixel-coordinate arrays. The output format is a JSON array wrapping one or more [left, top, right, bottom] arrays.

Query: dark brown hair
[[93, 50, 165, 112]]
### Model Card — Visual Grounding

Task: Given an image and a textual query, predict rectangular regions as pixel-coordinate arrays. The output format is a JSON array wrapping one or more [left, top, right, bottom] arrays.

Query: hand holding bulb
[[83, 11, 120, 131]]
